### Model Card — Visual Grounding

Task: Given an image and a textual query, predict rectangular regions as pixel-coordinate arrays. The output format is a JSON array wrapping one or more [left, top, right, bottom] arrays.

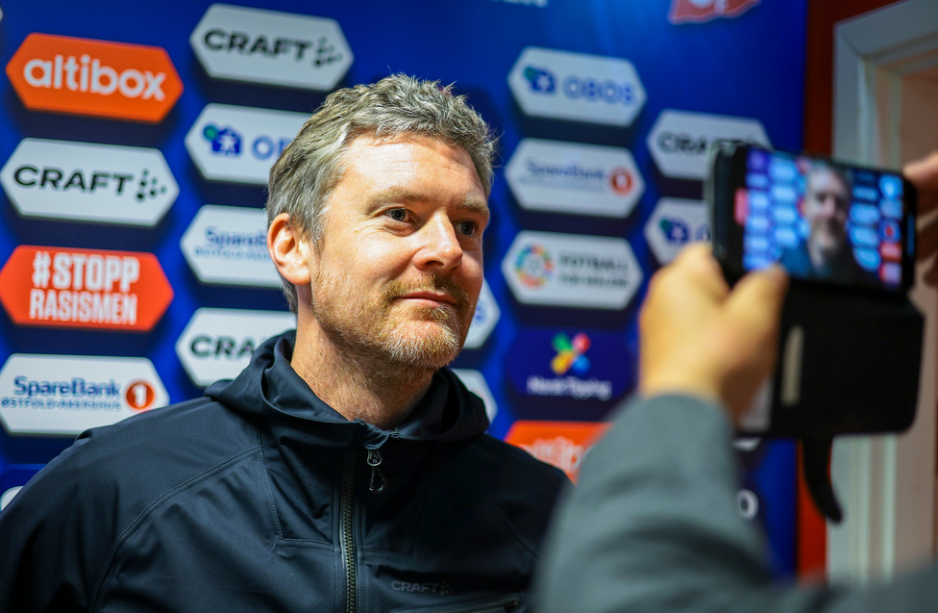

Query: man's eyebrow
[[366, 189, 490, 218], [460, 196, 490, 218]]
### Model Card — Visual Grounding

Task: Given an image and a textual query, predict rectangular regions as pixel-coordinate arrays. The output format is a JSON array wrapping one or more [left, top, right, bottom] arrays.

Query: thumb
[[723, 266, 788, 348]]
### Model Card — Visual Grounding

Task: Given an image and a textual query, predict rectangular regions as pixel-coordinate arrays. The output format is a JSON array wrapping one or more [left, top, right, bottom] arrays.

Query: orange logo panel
[[0, 246, 173, 331], [7, 33, 183, 123], [505, 420, 611, 483]]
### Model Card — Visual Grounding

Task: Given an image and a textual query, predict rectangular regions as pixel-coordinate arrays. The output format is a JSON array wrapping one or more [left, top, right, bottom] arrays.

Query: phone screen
[[735, 146, 912, 292]]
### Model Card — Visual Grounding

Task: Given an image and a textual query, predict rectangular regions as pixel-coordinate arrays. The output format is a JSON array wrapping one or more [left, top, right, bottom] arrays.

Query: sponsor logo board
[[0, 354, 168, 435], [502, 231, 642, 309], [1, 138, 178, 226], [7, 33, 182, 123], [669, 0, 759, 24], [181, 205, 278, 287], [451, 369, 498, 423], [176, 308, 294, 387], [506, 138, 643, 218], [647, 109, 770, 179], [508, 47, 646, 126], [186, 103, 307, 185], [644, 198, 710, 264], [0, 246, 173, 331], [504, 420, 610, 482], [464, 279, 499, 350], [191, 4, 352, 90], [506, 329, 628, 404]]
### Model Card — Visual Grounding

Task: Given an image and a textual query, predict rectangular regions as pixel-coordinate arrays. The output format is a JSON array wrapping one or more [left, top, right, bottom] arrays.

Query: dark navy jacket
[[0, 332, 567, 612]]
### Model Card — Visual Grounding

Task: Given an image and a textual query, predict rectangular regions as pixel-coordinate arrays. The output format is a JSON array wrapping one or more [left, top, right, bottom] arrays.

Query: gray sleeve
[[535, 394, 938, 613]]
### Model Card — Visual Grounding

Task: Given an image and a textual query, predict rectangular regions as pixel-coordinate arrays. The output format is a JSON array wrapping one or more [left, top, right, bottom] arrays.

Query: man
[[0, 75, 566, 612], [536, 153, 938, 612], [780, 163, 859, 280]]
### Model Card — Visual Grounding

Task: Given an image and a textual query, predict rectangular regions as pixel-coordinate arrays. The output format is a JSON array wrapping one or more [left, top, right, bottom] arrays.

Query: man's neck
[[290, 323, 436, 430]]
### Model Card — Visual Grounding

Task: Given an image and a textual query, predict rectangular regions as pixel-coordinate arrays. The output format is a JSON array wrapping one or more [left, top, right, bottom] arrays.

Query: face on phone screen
[[737, 147, 909, 291]]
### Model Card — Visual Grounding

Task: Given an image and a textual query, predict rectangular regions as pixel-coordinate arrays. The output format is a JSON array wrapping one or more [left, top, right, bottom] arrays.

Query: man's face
[[803, 168, 850, 259], [306, 133, 488, 370]]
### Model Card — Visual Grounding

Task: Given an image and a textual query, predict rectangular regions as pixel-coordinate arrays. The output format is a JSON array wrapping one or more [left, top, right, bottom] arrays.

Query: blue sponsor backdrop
[[0, 0, 805, 575]]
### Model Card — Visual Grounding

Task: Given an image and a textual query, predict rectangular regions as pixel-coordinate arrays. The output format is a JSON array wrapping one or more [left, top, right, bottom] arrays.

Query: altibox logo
[[186, 103, 307, 184], [505, 421, 610, 482], [0, 138, 178, 226], [506, 139, 644, 218], [6, 33, 182, 123], [451, 369, 498, 424], [502, 231, 643, 309], [0, 354, 168, 436], [180, 205, 279, 287], [464, 280, 500, 350], [176, 308, 295, 387], [191, 4, 353, 90], [0, 246, 173, 331], [644, 198, 711, 264], [508, 47, 646, 126], [647, 109, 770, 180], [669, 0, 759, 24]]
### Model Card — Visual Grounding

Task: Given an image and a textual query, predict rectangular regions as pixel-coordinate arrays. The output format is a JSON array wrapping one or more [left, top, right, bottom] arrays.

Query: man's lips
[[400, 291, 457, 306]]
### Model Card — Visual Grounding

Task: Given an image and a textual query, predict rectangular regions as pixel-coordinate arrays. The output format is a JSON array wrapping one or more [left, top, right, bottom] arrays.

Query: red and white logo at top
[[6, 33, 183, 123]]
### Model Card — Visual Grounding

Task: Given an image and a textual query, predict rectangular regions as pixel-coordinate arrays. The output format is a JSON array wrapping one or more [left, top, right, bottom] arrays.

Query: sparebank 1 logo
[[551, 333, 590, 377], [0, 138, 178, 227], [186, 103, 307, 185], [508, 47, 646, 126], [669, 0, 760, 24], [514, 243, 554, 288]]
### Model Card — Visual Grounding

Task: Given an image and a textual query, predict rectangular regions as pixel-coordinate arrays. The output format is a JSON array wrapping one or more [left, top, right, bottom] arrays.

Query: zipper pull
[[367, 448, 387, 494]]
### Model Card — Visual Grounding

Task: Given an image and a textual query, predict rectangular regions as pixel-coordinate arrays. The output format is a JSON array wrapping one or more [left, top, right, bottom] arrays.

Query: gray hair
[[266, 73, 497, 314]]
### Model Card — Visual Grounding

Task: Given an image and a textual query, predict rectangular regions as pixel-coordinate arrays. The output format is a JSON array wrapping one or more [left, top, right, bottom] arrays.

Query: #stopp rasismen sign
[[0, 0, 805, 577]]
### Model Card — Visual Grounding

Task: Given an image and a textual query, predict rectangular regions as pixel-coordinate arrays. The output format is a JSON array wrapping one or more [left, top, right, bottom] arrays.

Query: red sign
[[505, 420, 611, 483], [669, 0, 759, 25], [6, 33, 183, 123], [0, 246, 173, 331]]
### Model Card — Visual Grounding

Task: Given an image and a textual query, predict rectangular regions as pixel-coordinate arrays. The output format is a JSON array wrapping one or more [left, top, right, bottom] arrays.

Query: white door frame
[[831, 0, 938, 585]]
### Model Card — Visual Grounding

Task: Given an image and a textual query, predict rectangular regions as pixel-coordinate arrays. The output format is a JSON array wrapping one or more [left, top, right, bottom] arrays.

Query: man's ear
[[268, 212, 313, 285]]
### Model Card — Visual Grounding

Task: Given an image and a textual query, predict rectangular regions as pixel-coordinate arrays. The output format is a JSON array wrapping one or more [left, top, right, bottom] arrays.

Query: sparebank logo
[[669, 0, 759, 24], [452, 369, 498, 424], [644, 198, 711, 264], [464, 279, 499, 350], [180, 205, 279, 287], [502, 231, 642, 309], [0, 354, 168, 436], [505, 421, 610, 482], [0, 246, 173, 332], [176, 308, 294, 387], [506, 139, 644, 218], [186, 103, 307, 185], [647, 110, 770, 179], [191, 4, 353, 90], [508, 47, 646, 126], [6, 33, 182, 123], [0, 138, 178, 226]]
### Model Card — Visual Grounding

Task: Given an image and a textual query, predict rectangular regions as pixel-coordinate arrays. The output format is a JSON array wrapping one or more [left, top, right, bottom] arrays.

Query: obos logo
[[176, 308, 295, 387], [0, 246, 173, 332], [0, 138, 178, 227], [451, 369, 498, 423], [644, 198, 711, 264], [464, 280, 500, 350], [669, 0, 760, 25], [186, 103, 307, 185], [506, 329, 629, 403], [508, 47, 646, 126], [647, 109, 770, 179], [506, 139, 644, 218], [505, 421, 610, 482], [191, 4, 353, 90], [6, 33, 182, 123], [181, 205, 279, 287], [502, 231, 642, 309], [0, 354, 168, 436]]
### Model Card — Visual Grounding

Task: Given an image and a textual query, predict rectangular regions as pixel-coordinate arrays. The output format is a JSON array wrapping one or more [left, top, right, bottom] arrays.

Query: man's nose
[[415, 215, 463, 271]]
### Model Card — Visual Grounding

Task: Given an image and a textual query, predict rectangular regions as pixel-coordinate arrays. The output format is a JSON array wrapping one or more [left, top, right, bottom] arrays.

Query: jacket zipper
[[340, 452, 358, 613]]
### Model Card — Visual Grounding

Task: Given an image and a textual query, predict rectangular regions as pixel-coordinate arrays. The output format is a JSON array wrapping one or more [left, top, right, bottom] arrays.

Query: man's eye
[[457, 221, 479, 237], [386, 208, 408, 222]]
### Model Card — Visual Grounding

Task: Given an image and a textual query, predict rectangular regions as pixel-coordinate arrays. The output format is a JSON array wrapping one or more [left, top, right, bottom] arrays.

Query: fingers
[[905, 151, 938, 214], [724, 266, 788, 347], [670, 243, 730, 301], [917, 215, 938, 261]]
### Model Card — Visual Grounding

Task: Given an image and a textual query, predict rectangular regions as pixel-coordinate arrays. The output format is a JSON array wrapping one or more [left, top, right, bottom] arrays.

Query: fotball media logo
[[7, 33, 182, 123], [0, 354, 168, 436], [0, 246, 173, 331], [0, 138, 178, 226]]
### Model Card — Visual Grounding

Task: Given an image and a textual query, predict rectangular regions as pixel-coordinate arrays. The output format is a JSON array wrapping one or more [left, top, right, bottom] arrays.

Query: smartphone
[[707, 142, 917, 295]]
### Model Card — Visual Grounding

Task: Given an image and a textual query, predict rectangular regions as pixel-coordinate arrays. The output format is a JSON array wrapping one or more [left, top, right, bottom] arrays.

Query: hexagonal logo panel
[[464, 279, 500, 350], [644, 198, 710, 264], [181, 205, 279, 287]]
